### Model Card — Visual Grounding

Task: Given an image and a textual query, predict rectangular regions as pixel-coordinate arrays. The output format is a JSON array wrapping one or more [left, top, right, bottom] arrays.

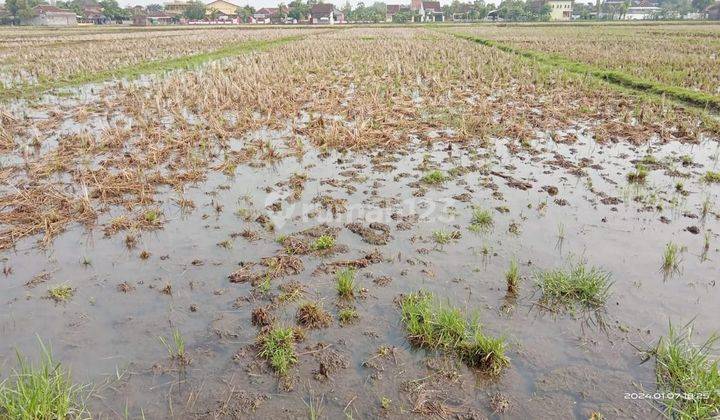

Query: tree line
[[3, 0, 714, 23], [4, 0, 129, 21]]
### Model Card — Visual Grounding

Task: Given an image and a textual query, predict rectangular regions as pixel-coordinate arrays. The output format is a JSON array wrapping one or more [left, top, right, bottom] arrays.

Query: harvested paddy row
[[446, 29, 720, 113], [0, 24, 285, 44], [0, 26, 719, 419], [450, 24, 720, 98], [2, 28, 716, 250], [0, 27, 322, 92]]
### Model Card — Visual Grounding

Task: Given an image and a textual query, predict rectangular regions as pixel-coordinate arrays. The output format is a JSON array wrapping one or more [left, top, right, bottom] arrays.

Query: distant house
[[452, 3, 474, 20], [706, 2, 720, 19], [624, 5, 660, 19], [422, 1, 444, 21], [206, 0, 240, 18], [252, 6, 291, 23], [310, 3, 343, 24], [386, 4, 401, 21], [21, 5, 77, 26], [133, 11, 174, 25], [546, 0, 572, 20], [271, 7, 293, 23], [386, 4, 417, 21], [253, 7, 277, 23], [79, 5, 108, 24], [164, 1, 193, 16], [410, 0, 443, 22]]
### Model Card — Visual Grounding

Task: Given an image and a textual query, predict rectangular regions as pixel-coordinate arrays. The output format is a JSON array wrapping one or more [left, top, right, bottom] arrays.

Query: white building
[[310, 3, 344, 24], [21, 5, 77, 26], [624, 6, 660, 19], [547, 0, 572, 21]]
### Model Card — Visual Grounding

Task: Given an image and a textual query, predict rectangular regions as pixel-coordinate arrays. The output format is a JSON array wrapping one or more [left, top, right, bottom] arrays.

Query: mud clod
[[346, 222, 391, 245]]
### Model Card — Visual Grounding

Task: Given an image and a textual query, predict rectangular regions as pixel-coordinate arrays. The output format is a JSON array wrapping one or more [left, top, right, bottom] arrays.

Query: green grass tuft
[[311, 235, 335, 251], [336, 268, 356, 299], [48, 284, 74, 302], [703, 171, 720, 183], [627, 164, 649, 184], [536, 263, 612, 308], [434, 305, 467, 348], [143, 210, 159, 223], [399, 291, 509, 375], [641, 155, 659, 165], [159, 328, 188, 364], [400, 292, 435, 346], [662, 242, 681, 273], [338, 307, 359, 326], [0, 340, 88, 419], [257, 326, 297, 375], [458, 326, 511, 376], [654, 323, 720, 419], [421, 170, 446, 184], [505, 259, 519, 293], [469, 207, 494, 232], [432, 230, 460, 245]]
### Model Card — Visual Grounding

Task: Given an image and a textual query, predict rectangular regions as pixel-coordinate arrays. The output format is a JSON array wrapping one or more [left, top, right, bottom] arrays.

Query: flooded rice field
[[1, 26, 719, 419]]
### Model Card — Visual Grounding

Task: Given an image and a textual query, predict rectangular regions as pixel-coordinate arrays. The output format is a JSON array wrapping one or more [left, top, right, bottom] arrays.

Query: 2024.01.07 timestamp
[[624, 392, 711, 401]]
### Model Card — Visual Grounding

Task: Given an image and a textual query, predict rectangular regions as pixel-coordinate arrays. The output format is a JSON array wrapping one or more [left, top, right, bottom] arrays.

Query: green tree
[[341, 0, 351, 16], [573, 2, 594, 19], [58, 0, 87, 16], [538, 3, 551, 19], [496, 0, 550, 21], [347, 1, 385, 22], [288, 0, 310, 20], [392, 8, 417, 21], [276, 2, 288, 18], [184, 0, 206, 19], [469, 0, 489, 20], [6, 0, 42, 19], [5, 0, 20, 17], [18, 0, 37, 20], [99, 0, 129, 21], [667, 0, 693, 17], [620, 1, 629, 18], [236, 4, 255, 22], [497, 0, 530, 20], [691, 0, 712, 11]]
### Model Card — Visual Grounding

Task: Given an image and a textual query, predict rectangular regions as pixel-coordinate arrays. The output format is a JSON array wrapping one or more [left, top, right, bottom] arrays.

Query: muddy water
[[1, 126, 719, 418]]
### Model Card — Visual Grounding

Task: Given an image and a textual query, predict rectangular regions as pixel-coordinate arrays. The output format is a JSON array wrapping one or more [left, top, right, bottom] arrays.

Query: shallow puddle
[[1, 124, 718, 418]]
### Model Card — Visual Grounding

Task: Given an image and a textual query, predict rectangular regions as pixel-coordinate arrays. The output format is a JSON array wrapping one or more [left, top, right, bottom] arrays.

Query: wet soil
[[1, 121, 719, 418]]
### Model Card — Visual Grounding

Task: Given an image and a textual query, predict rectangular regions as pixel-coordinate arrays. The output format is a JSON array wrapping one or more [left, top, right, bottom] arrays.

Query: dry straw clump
[[1, 27, 716, 250]]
